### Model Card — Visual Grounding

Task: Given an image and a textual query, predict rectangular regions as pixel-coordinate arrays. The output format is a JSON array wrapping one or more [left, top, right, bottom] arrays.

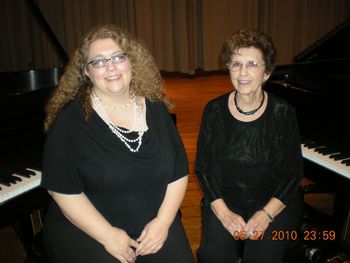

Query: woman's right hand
[[49, 192, 139, 263], [102, 227, 139, 263], [210, 199, 246, 236]]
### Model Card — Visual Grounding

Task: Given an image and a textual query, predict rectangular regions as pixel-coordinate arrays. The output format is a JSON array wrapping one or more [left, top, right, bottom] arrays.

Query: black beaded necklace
[[234, 91, 265, 115]]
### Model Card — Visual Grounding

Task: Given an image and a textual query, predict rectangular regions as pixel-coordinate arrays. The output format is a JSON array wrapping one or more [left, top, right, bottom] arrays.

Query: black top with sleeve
[[195, 92, 303, 209], [40, 99, 188, 237]]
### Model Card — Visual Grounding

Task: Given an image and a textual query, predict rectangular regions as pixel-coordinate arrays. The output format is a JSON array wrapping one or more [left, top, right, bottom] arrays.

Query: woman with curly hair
[[41, 24, 195, 263], [195, 29, 304, 263]]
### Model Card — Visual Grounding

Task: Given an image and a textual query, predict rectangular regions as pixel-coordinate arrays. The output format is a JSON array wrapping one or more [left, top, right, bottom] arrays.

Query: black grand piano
[[0, 67, 63, 259], [266, 17, 350, 261], [0, 1, 66, 261]]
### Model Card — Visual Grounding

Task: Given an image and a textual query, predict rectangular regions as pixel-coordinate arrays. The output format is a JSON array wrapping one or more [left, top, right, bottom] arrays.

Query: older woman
[[195, 29, 304, 263], [41, 25, 195, 263]]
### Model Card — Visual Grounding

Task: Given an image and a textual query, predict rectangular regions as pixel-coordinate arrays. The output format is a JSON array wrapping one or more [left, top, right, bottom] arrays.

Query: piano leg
[[302, 160, 350, 257], [0, 188, 50, 262], [12, 214, 36, 257], [12, 211, 48, 263]]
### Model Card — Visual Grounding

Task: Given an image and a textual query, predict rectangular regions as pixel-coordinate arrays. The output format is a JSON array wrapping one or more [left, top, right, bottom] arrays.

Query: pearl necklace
[[99, 97, 134, 111], [234, 91, 265, 115], [91, 93, 144, 152]]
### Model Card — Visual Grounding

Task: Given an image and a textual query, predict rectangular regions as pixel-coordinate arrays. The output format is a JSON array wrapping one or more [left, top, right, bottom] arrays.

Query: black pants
[[43, 213, 195, 263], [197, 197, 303, 263], [136, 214, 195, 263]]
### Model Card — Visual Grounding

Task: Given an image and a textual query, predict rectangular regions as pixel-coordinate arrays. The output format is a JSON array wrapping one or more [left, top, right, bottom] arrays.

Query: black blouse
[[41, 99, 188, 237], [195, 92, 303, 209]]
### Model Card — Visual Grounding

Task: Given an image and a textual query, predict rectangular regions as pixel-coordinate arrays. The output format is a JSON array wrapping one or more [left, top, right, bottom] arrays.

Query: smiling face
[[85, 38, 132, 101], [229, 47, 269, 96]]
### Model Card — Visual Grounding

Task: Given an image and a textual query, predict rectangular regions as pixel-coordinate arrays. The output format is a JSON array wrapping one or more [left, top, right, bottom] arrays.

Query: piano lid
[[269, 16, 350, 94], [266, 17, 350, 155], [294, 16, 350, 63], [0, 67, 63, 170], [24, 0, 69, 65], [0, 0, 66, 170]]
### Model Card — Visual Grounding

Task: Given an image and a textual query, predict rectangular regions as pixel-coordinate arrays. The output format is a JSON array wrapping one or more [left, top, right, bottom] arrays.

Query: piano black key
[[341, 159, 350, 166], [329, 153, 342, 159], [329, 153, 350, 161], [15, 169, 35, 178], [14, 171, 31, 178], [0, 169, 42, 204], [301, 144, 350, 179], [26, 169, 36, 175], [313, 146, 327, 153], [12, 175, 22, 182], [314, 147, 338, 155], [0, 178, 11, 187], [0, 174, 22, 186], [334, 155, 350, 161], [304, 142, 323, 149]]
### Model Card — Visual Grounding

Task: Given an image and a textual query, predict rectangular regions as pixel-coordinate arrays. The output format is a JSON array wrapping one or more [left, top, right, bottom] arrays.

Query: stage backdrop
[[0, 0, 349, 74]]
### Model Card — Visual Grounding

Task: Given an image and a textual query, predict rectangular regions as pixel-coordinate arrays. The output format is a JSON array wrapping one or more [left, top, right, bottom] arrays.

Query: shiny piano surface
[[0, 0, 67, 260], [0, 68, 63, 260], [0, 68, 63, 213], [0, 68, 62, 191], [265, 17, 350, 252], [266, 16, 350, 177]]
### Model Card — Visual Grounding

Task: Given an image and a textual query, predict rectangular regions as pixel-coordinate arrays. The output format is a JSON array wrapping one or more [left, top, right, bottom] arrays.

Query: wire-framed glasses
[[88, 52, 127, 68], [227, 61, 265, 72]]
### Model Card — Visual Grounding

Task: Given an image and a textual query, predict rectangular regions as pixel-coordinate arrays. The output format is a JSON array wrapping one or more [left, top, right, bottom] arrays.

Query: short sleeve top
[[41, 99, 188, 236]]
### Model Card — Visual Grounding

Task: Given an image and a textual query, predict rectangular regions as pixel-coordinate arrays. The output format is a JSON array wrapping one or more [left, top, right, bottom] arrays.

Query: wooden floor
[[0, 74, 334, 262], [164, 75, 335, 253], [165, 74, 233, 254]]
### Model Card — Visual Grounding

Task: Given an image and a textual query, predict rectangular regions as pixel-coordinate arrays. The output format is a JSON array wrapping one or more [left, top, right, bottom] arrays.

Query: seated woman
[[41, 24, 195, 263], [195, 29, 304, 263]]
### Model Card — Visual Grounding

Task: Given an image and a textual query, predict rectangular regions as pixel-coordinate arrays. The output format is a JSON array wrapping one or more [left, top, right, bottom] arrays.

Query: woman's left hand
[[135, 217, 170, 256], [244, 210, 271, 240]]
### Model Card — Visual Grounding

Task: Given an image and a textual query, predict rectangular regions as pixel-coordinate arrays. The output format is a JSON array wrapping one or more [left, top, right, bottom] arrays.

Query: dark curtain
[[0, 0, 349, 73]]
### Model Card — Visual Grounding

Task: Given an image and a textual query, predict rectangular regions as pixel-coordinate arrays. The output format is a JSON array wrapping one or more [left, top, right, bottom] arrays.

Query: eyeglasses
[[88, 52, 127, 68], [227, 61, 265, 72]]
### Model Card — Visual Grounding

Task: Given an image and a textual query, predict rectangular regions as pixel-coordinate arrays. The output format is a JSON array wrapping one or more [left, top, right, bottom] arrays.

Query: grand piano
[[0, 68, 63, 260], [266, 16, 350, 260], [0, 0, 66, 261]]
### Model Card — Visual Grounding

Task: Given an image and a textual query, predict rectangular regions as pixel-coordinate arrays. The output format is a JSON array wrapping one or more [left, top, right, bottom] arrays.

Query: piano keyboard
[[301, 143, 350, 180], [0, 168, 42, 204], [1, 145, 349, 204]]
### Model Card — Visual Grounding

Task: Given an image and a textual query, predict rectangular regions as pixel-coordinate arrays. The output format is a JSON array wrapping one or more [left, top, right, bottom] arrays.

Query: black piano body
[[0, 67, 63, 202], [0, 3, 67, 260], [266, 17, 350, 257], [0, 67, 63, 260], [0, 67, 63, 168]]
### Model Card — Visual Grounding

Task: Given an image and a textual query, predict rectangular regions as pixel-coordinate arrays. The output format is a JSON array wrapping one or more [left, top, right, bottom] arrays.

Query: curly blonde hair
[[44, 24, 171, 132], [221, 29, 277, 74]]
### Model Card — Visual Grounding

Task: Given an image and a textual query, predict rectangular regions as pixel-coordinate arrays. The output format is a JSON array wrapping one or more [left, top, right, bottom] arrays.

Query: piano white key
[[0, 169, 42, 204], [301, 144, 350, 180]]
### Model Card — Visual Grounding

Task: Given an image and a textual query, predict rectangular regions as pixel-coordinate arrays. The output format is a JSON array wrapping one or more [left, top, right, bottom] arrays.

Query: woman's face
[[85, 38, 132, 99], [228, 47, 269, 96]]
